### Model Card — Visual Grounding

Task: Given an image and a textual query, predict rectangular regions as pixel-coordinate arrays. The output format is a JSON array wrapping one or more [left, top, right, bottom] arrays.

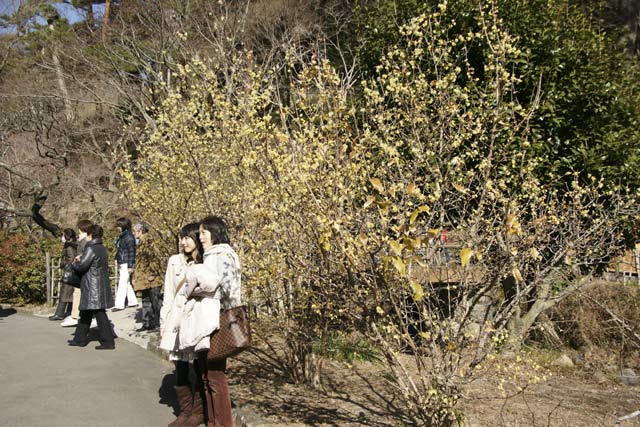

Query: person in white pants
[[112, 217, 138, 311]]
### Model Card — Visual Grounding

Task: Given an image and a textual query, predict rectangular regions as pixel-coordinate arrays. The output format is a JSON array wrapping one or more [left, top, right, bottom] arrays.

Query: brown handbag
[[207, 305, 252, 361]]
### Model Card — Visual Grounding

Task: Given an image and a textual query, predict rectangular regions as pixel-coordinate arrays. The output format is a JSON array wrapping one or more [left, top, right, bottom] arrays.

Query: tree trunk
[[51, 49, 73, 122], [87, 0, 95, 28], [0, 195, 62, 237], [102, 0, 111, 44], [31, 196, 62, 237], [506, 275, 593, 348], [634, 21, 639, 55]]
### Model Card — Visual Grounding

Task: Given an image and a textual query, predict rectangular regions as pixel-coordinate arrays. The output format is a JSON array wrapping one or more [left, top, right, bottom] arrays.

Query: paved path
[[0, 307, 177, 427]]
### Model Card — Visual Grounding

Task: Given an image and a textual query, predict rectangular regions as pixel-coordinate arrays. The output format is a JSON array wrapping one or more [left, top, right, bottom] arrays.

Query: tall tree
[[102, 0, 110, 43]]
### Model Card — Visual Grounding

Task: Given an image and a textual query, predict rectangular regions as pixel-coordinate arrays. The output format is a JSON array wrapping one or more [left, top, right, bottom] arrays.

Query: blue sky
[[0, 0, 106, 34], [0, 0, 20, 17]]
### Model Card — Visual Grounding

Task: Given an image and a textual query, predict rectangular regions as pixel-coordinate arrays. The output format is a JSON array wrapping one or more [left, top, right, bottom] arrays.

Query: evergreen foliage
[[351, 0, 640, 192]]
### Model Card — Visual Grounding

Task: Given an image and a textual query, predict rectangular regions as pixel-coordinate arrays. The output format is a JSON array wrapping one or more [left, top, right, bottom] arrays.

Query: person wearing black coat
[[68, 224, 116, 350]]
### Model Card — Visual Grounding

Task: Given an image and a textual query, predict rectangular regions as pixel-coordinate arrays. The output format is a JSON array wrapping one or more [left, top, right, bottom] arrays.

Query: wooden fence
[[607, 245, 640, 284], [44, 243, 638, 306], [45, 254, 120, 306]]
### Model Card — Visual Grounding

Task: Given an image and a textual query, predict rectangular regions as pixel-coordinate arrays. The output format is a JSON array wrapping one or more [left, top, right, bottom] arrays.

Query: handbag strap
[[175, 277, 186, 296]]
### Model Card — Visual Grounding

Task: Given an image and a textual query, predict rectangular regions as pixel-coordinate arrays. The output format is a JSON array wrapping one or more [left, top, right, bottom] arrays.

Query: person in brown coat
[[132, 222, 163, 331], [49, 228, 78, 321]]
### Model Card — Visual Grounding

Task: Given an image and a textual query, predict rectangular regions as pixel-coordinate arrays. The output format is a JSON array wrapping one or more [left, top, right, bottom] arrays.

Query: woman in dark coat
[[68, 224, 116, 350], [49, 228, 78, 321]]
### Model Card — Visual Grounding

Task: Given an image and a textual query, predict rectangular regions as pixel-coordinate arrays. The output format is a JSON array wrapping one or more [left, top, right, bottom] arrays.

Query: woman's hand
[[183, 282, 196, 298], [184, 283, 206, 300], [190, 286, 204, 297], [74, 255, 80, 262]]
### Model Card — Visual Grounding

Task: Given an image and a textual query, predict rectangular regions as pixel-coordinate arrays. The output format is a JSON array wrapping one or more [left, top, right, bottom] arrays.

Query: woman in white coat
[[159, 223, 204, 427], [181, 215, 241, 427]]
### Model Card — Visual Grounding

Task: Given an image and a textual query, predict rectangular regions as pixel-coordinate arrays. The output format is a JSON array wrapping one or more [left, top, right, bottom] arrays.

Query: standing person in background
[[440, 228, 450, 263], [61, 219, 93, 327], [112, 217, 138, 311], [181, 216, 242, 427], [49, 228, 78, 321], [133, 222, 162, 332], [68, 224, 116, 350], [160, 223, 205, 427]]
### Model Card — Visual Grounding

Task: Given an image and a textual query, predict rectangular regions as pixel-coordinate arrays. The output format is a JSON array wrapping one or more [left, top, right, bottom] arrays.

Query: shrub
[[0, 233, 58, 304], [314, 331, 382, 363], [122, 1, 637, 424]]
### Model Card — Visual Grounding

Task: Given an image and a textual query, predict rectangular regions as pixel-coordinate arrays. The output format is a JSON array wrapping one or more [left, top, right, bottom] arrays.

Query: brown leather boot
[[182, 384, 205, 427], [168, 386, 193, 427]]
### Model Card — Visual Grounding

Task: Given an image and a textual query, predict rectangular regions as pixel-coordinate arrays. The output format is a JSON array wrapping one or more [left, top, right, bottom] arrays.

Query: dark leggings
[[141, 287, 162, 328], [175, 360, 201, 387], [175, 360, 190, 386]]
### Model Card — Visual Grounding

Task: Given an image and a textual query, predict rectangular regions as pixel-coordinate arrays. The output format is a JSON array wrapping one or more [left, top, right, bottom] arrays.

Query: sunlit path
[[0, 309, 177, 427]]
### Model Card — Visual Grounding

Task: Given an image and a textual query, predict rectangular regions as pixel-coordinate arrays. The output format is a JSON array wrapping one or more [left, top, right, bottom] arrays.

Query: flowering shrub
[[122, 1, 637, 424]]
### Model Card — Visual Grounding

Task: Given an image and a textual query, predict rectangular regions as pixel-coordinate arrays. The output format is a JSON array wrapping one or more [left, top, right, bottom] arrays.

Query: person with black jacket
[[68, 224, 116, 350], [112, 217, 138, 311]]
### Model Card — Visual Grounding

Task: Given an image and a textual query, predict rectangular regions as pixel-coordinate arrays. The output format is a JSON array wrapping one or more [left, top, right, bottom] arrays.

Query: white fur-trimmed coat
[[158, 254, 190, 358], [177, 244, 242, 353]]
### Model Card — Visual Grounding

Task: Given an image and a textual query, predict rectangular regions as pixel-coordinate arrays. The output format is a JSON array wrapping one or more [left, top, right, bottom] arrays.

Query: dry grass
[[550, 281, 640, 372], [227, 309, 640, 427]]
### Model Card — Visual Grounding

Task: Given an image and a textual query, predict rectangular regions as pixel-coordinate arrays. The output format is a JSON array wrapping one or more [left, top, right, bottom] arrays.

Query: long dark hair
[[89, 224, 104, 239], [179, 223, 203, 263], [62, 228, 77, 253], [63, 228, 76, 242], [115, 217, 132, 232], [199, 215, 230, 245], [77, 219, 92, 233]]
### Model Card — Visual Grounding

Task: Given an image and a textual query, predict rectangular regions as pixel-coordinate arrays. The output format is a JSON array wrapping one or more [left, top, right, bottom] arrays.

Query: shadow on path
[[1, 311, 175, 426], [0, 307, 17, 318], [159, 372, 179, 416], [231, 347, 401, 427]]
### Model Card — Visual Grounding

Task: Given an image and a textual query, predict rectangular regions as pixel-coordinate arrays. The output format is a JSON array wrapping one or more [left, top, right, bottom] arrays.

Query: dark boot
[[95, 342, 115, 350], [64, 302, 72, 317], [49, 302, 66, 320], [182, 381, 205, 427], [95, 310, 115, 349], [67, 312, 91, 347], [168, 385, 193, 427]]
